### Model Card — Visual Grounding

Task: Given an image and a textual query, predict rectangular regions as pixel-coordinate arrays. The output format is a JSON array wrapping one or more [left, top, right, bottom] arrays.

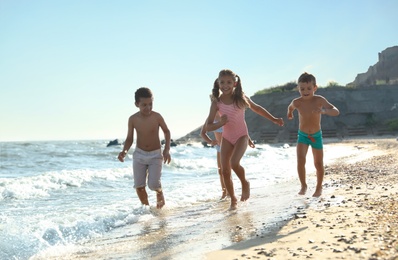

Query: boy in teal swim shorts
[[287, 72, 339, 197]]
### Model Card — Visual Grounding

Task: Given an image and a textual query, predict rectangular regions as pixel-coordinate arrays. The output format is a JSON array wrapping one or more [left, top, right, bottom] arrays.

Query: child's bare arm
[[159, 115, 171, 164], [247, 97, 284, 126], [200, 120, 211, 142], [206, 101, 226, 131], [320, 97, 340, 117], [118, 116, 134, 162], [200, 120, 218, 146], [287, 100, 296, 120], [248, 138, 255, 148]]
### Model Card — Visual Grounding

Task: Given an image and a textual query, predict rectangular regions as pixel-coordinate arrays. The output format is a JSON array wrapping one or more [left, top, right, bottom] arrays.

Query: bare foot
[[156, 191, 165, 209], [298, 185, 307, 195], [240, 181, 250, 201], [220, 189, 228, 200], [312, 187, 322, 197], [229, 199, 238, 210]]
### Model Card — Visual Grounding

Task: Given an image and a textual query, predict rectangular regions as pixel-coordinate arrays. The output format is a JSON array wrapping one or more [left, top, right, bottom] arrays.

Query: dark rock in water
[[202, 141, 211, 148], [107, 139, 121, 147], [162, 139, 178, 147]]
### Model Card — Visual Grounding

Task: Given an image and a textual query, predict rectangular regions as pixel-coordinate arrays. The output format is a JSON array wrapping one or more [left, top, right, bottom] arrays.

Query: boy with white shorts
[[118, 87, 171, 209]]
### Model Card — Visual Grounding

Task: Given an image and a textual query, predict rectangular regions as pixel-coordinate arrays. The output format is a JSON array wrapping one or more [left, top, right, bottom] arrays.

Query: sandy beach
[[30, 137, 398, 260], [207, 137, 398, 260]]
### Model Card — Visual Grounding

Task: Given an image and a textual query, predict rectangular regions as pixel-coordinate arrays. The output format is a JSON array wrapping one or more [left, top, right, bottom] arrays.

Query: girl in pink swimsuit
[[205, 69, 284, 210]]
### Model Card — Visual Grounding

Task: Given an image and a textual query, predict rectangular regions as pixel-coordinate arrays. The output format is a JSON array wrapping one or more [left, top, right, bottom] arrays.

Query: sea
[[0, 139, 359, 260]]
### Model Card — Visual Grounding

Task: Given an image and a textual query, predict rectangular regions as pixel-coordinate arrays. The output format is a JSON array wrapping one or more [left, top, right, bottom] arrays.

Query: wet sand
[[33, 137, 398, 260], [35, 177, 309, 260], [207, 138, 398, 260]]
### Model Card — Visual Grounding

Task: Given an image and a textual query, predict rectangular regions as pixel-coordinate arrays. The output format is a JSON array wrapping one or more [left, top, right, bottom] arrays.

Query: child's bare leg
[[222, 167, 237, 209], [220, 140, 237, 209], [296, 143, 309, 195], [217, 152, 228, 200], [219, 170, 228, 200], [312, 148, 324, 197], [156, 190, 165, 209], [231, 136, 250, 201], [223, 172, 237, 209], [313, 181, 323, 197], [231, 163, 249, 201], [136, 187, 149, 206], [241, 180, 250, 201]]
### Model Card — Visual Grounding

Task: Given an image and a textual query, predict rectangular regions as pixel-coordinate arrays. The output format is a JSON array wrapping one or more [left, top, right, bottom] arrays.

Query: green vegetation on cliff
[[254, 81, 345, 96], [388, 119, 398, 131]]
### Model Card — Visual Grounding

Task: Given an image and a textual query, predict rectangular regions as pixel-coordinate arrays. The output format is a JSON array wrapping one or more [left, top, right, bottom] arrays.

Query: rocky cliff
[[350, 46, 398, 86], [178, 46, 398, 144], [178, 85, 398, 144], [247, 85, 398, 143]]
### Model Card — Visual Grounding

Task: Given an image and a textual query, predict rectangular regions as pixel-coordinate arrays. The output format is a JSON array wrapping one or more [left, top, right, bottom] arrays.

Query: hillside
[[350, 45, 398, 86], [177, 46, 398, 144]]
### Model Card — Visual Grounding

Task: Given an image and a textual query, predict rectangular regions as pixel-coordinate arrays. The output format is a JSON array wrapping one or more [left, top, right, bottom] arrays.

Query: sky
[[1, 0, 397, 142]]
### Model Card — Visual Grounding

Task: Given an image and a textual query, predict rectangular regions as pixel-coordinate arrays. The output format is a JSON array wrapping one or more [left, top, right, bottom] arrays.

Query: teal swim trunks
[[297, 130, 323, 149]]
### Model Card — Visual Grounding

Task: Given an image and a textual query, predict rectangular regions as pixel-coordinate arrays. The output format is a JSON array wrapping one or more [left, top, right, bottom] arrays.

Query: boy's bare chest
[[134, 116, 158, 132], [298, 102, 320, 114]]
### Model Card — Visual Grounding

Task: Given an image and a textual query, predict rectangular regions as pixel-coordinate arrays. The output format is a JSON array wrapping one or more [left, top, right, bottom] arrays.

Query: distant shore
[[206, 137, 398, 259]]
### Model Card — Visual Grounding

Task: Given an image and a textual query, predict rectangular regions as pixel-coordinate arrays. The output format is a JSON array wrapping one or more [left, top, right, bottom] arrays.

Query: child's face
[[298, 81, 317, 98], [218, 75, 236, 94], [135, 97, 153, 116]]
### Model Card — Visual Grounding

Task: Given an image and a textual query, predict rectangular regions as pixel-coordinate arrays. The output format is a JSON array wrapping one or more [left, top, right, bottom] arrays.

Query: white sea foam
[[0, 140, 361, 259]]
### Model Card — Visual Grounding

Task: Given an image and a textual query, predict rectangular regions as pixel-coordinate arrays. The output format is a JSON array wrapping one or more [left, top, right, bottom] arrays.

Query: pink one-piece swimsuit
[[217, 101, 248, 145]]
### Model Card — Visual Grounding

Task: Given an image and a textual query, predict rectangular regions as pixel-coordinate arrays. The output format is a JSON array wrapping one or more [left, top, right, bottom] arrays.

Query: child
[[287, 72, 340, 197], [205, 69, 284, 210], [200, 113, 228, 200], [118, 87, 171, 209], [200, 108, 256, 200]]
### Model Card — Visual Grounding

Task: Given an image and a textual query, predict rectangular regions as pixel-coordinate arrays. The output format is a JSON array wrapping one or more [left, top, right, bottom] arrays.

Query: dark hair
[[298, 72, 316, 85], [211, 79, 220, 101], [211, 69, 249, 109], [135, 87, 153, 103]]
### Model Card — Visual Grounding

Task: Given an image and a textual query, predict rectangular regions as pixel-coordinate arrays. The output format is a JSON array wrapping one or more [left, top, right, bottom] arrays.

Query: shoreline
[[29, 137, 398, 260], [206, 137, 398, 259]]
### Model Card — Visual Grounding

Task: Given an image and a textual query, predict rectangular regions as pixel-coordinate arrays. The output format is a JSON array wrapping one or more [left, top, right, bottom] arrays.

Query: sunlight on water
[[0, 140, 361, 259]]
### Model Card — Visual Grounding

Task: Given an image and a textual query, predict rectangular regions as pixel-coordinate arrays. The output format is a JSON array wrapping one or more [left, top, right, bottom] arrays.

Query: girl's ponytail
[[212, 79, 220, 100], [234, 75, 249, 109]]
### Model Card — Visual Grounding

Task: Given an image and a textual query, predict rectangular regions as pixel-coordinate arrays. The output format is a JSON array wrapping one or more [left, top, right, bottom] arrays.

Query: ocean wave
[[0, 205, 153, 260], [0, 168, 131, 201]]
